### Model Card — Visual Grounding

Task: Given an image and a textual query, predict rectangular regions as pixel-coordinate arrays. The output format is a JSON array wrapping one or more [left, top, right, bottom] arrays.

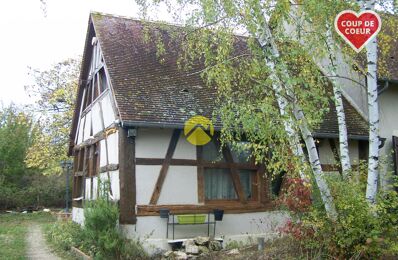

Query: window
[[201, 138, 257, 201], [205, 169, 237, 199]]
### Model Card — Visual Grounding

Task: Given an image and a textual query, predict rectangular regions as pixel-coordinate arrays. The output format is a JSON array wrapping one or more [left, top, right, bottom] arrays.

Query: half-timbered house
[[69, 12, 370, 251]]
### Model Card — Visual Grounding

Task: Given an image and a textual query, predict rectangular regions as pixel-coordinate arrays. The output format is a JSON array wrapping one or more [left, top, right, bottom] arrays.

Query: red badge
[[334, 10, 381, 52]]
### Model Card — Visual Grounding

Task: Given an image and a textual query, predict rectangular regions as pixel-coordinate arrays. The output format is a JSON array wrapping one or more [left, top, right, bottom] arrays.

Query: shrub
[[46, 220, 84, 251], [83, 196, 148, 259], [0, 173, 69, 209], [279, 175, 398, 258]]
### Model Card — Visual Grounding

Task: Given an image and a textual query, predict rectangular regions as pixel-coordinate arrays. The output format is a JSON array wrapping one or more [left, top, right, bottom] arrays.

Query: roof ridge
[[89, 11, 187, 29]]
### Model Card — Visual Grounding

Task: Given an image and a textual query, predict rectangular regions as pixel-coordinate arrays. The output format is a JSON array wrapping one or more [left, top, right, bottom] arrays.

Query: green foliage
[[0, 105, 35, 185], [0, 172, 68, 209], [280, 175, 398, 258], [47, 196, 148, 260], [25, 58, 80, 174], [46, 220, 84, 251], [82, 198, 121, 258]]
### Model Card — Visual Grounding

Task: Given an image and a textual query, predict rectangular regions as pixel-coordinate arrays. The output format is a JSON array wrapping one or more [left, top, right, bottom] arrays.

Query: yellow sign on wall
[[184, 116, 214, 146]]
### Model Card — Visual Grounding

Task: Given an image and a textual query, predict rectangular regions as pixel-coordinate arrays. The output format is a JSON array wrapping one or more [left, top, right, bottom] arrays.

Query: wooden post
[[118, 127, 136, 224]]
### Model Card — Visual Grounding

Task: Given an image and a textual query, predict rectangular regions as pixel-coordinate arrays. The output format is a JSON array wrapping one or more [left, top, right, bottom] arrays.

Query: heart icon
[[334, 10, 382, 52]]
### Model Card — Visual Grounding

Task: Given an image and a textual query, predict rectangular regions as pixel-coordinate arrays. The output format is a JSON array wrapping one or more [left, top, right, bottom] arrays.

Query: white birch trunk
[[325, 28, 352, 176], [363, 0, 380, 204], [285, 0, 352, 176], [263, 51, 308, 180], [257, 22, 337, 219]]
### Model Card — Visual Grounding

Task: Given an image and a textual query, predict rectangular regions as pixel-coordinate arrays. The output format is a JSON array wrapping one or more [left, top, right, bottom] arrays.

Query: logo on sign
[[334, 10, 381, 52], [184, 116, 214, 146]]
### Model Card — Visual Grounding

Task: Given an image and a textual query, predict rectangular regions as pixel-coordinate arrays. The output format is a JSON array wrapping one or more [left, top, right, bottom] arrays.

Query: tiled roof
[[91, 13, 216, 127], [85, 12, 368, 137]]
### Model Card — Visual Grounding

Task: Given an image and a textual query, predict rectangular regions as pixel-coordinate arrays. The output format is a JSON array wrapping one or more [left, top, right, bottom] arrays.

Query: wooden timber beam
[[73, 124, 117, 151], [135, 158, 257, 169], [149, 129, 181, 205], [118, 127, 136, 224], [197, 146, 205, 203], [137, 202, 274, 216]]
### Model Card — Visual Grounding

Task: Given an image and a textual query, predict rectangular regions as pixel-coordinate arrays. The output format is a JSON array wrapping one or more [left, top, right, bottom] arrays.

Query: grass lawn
[[0, 212, 56, 260]]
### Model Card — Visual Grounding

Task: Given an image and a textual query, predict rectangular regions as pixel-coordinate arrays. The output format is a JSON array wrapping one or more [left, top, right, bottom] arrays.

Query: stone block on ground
[[185, 245, 199, 255], [198, 245, 210, 255], [209, 240, 222, 251], [194, 236, 210, 246]]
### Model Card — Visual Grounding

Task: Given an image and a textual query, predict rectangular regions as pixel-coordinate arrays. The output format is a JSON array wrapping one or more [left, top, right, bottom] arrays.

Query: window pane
[[202, 141, 225, 162], [239, 170, 253, 199], [204, 168, 237, 199]]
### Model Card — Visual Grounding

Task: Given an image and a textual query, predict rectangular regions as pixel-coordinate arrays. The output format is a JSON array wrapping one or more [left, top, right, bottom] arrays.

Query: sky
[[0, 0, 147, 106]]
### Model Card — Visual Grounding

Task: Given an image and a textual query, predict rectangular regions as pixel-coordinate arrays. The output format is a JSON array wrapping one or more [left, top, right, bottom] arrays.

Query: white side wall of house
[[120, 211, 289, 253], [136, 165, 161, 205], [107, 131, 119, 164], [123, 128, 289, 253], [102, 93, 116, 128], [379, 86, 398, 187], [75, 91, 116, 145], [72, 207, 85, 225], [318, 139, 359, 165], [157, 166, 198, 204], [83, 111, 92, 141], [135, 128, 198, 205]]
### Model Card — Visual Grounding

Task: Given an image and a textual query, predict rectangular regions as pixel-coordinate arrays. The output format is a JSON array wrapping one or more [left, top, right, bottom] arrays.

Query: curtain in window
[[204, 168, 237, 199], [239, 170, 252, 199]]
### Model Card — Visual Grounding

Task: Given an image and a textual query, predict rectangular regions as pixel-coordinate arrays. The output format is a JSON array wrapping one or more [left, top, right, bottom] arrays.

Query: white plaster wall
[[135, 128, 198, 205], [121, 211, 288, 253], [379, 87, 398, 187], [136, 165, 161, 204], [136, 128, 171, 158], [92, 177, 98, 199], [91, 102, 103, 135], [72, 207, 85, 225], [348, 140, 359, 165], [85, 178, 91, 199], [83, 111, 92, 141], [99, 171, 120, 200], [157, 166, 198, 204], [174, 133, 196, 159], [107, 132, 118, 164], [136, 128, 196, 159], [318, 139, 359, 165], [102, 93, 115, 128], [318, 140, 335, 165], [77, 116, 85, 145], [99, 139, 107, 167]]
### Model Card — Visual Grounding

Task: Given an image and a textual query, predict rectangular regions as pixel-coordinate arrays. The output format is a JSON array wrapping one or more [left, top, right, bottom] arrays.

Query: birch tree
[[136, 0, 340, 216], [324, 27, 352, 176], [256, 20, 336, 218], [286, 1, 352, 177], [361, 0, 380, 204]]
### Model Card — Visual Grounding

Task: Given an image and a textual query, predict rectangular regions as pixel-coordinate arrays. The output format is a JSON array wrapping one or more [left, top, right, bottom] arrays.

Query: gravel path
[[26, 223, 61, 260]]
